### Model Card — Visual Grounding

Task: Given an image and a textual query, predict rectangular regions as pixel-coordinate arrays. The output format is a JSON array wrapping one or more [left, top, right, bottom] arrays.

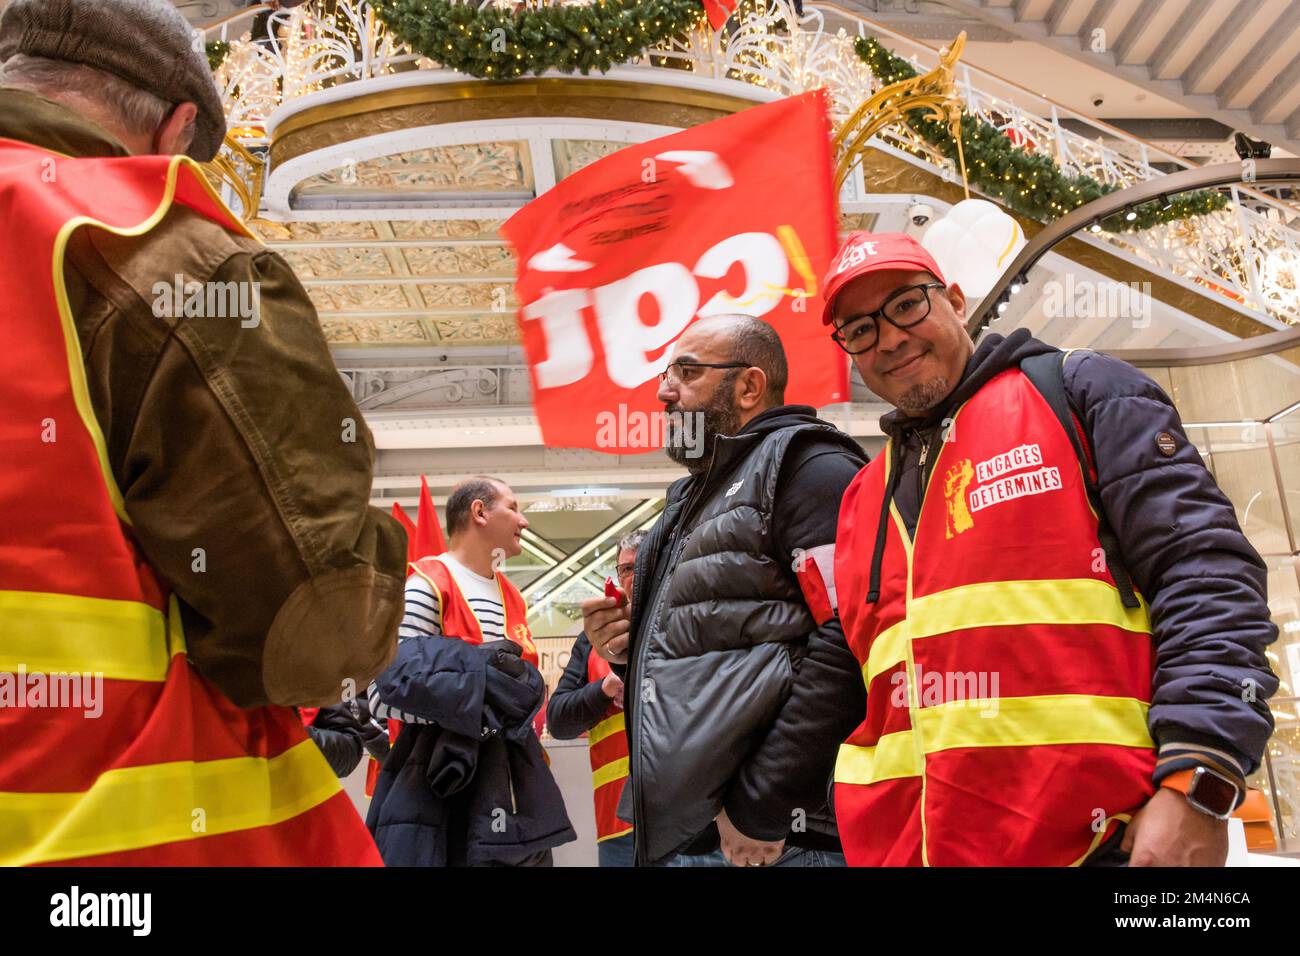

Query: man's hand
[[1120, 787, 1229, 866], [716, 808, 784, 867], [600, 672, 625, 709], [581, 595, 631, 665]]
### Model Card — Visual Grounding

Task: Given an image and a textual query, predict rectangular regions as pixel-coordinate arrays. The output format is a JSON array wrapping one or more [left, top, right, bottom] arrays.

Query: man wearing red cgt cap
[[824, 230, 1277, 867]]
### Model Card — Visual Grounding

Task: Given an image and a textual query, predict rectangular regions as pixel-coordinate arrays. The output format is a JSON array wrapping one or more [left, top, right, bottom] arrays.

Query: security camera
[[1090, 93, 1105, 109], [908, 202, 934, 228]]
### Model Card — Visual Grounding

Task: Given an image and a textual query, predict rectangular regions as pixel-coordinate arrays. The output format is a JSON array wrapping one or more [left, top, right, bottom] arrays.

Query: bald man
[[582, 315, 867, 866]]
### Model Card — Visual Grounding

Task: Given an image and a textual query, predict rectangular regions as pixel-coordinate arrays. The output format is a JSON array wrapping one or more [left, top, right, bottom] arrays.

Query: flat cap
[[0, 0, 227, 162]]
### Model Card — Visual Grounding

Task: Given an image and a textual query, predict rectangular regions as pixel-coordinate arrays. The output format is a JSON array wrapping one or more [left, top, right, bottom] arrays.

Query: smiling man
[[824, 231, 1278, 867]]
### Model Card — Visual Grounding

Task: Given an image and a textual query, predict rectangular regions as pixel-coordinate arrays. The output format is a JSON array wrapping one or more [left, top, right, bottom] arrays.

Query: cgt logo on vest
[[944, 443, 1062, 539], [511, 623, 537, 657]]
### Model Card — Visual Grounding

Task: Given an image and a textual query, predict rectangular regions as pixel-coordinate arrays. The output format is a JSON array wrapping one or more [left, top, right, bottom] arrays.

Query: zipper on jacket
[[506, 758, 517, 814], [630, 463, 718, 866], [916, 432, 929, 508]]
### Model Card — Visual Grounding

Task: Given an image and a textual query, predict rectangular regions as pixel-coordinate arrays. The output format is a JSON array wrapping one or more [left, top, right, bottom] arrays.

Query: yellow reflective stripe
[[910, 578, 1150, 639], [589, 711, 625, 746], [863, 619, 906, 686], [916, 694, 1153, 752], [591, 757, 629, 791], [0, 739, 341, 866], [834, 696, 1153, 788], [863, 578, 1151, 685], [596, 825, 634, 843], [0, 590, 169, 682], [835, 730, 920, 785]]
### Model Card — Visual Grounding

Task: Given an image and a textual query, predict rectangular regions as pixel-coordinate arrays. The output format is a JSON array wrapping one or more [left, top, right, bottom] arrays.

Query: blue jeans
[[658, 845, 845, 867], [597, 832, 635, 868]]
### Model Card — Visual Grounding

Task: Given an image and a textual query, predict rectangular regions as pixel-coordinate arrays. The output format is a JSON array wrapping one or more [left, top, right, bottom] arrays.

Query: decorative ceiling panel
[[430, 315, 520, 343], [281, 244, 513, 279], [401, 245, 515, 278], [320, 316, 432, 345], [293, 143, 531, 194], [552, 139, 628, 180], [417, 282, 515, 312], [252, 220, 383, 242], [389, 219, 508, 240], [281, 247, 397, 278], [307, 283, 412, 312]]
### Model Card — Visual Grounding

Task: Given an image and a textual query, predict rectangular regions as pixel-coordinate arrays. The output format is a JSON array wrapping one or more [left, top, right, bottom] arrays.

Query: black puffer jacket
[[621, 405, 867, 864]]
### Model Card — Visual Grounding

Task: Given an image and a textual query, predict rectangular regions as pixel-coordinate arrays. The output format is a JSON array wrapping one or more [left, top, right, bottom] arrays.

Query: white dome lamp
[[920, 198, 1027, 300]]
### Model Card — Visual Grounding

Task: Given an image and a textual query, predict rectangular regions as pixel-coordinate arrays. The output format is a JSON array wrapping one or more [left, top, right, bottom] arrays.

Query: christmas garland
[[370, 0, 706, 79], [206, 40, 231, 72], [855, 37, 1228, 232]]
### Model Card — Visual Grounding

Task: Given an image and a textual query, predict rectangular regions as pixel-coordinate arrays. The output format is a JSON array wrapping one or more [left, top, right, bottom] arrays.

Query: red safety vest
[[585, 650, 632, 842], [409, 555, 545, 737], [833, 368, 1156, 866], [0, 138, 381, 866]]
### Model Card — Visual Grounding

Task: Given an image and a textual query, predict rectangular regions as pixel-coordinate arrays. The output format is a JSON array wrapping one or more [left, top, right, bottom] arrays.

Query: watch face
[[1190, 768, 1239, 816]]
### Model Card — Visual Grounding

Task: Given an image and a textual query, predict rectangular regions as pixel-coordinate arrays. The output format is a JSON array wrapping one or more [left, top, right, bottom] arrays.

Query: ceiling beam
[[1149, 0, 1215, 79], [940, 0, 1300, 154]]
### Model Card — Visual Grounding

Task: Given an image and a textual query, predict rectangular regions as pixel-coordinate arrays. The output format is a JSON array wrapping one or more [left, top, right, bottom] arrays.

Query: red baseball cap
[[820, 231, 947, 326]]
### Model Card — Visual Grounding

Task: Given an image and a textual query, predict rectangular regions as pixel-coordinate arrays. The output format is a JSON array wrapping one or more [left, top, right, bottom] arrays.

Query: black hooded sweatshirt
[[880, 328, 1055, 535]]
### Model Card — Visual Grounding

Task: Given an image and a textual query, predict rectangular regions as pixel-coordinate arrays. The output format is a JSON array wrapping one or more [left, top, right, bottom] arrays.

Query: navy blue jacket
[[547, 633, 615, 741], [365, 635, 575, 865], [883, 330, 1278, 788]]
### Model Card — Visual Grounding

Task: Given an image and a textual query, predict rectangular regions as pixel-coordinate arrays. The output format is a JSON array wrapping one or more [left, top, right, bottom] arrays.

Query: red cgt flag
[[501, 90, 845, 453]]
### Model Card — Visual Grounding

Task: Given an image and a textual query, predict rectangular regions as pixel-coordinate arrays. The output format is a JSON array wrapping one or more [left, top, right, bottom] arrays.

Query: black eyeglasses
[[615, 563, 636, 578], [659, 361, 749, 386], [830, 282, 947, 355]]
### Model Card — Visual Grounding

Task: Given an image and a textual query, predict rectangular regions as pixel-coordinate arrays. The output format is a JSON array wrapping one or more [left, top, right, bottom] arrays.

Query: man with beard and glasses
[[824, 231, 1276, 867], [581, 314, 867, 866]]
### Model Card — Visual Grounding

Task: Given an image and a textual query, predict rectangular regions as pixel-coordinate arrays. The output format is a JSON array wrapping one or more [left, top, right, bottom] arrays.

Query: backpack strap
[[1020, 351, 1140, 609]]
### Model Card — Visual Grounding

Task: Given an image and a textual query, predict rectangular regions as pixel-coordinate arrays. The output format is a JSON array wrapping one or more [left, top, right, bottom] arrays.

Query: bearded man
[[580, 314, 867, 866]]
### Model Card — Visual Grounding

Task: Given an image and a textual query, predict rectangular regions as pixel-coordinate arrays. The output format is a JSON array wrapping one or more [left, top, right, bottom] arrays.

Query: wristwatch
[[1161, 766, 1242, 820]]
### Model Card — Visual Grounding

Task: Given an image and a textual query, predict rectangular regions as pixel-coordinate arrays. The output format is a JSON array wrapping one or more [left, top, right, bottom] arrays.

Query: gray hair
[[618, 529, 648, 554], [0, 54, 190, 148]]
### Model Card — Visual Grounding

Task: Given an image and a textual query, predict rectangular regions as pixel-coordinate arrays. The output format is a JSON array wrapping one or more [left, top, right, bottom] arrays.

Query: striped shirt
[[368, 554, 505, 725]]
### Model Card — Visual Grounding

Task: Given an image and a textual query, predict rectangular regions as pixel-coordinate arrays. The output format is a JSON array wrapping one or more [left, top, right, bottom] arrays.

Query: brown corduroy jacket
[[0, 88, 405, 708]]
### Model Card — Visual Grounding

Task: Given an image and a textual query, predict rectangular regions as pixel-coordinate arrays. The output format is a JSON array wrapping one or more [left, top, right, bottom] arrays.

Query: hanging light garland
[[206, 40, 231, 71], [370, 0, 706, 79], [855, 36, 1229, 233]]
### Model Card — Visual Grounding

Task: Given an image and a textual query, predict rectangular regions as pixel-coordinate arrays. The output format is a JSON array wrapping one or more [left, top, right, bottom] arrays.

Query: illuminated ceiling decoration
[[197, 0, 1300, 348]]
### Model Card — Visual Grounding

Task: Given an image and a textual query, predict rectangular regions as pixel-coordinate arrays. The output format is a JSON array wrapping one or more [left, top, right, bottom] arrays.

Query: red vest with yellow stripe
[[833, 367, 1156, 866], [585, 650, 632, 842], [408, 555, 545, 737], [0, 139, 381, 866]]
